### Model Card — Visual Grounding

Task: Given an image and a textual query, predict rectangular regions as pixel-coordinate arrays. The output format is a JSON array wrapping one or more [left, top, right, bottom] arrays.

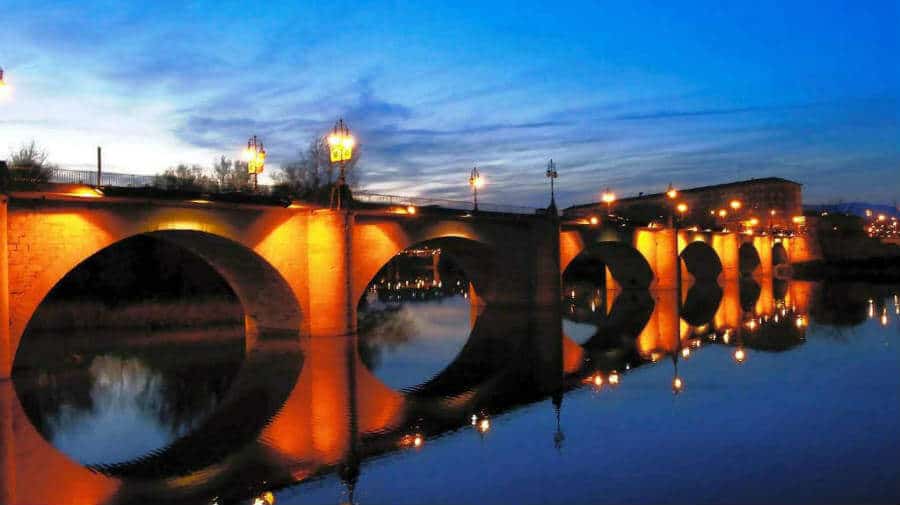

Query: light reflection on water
[[5, 280, 900, 505]]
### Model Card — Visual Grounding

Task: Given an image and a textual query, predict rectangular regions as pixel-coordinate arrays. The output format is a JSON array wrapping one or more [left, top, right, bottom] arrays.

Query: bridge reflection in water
[[0, 272, 818, 505]]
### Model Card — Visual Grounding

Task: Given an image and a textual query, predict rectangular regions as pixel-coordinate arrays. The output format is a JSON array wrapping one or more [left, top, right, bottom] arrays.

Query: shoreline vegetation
[[27, 298, 244, 331]]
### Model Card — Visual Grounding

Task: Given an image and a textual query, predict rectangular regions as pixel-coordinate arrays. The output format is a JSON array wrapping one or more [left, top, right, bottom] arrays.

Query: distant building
[[564, 177, 803, 229]]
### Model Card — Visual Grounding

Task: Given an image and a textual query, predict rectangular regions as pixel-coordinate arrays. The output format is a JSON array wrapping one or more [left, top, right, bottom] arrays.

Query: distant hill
[[804, 202, 899, 218]]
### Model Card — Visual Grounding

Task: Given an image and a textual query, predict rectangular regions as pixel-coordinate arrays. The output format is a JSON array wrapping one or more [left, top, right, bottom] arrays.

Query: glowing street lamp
[[468, 166, 483, 211], [327, 119, 355, 209], [601, 188, 616, 215], [666, 183, 678, 200], [730, 199, 742, 211], [243, 135, 266, 191], [733, 347, 746, 364]]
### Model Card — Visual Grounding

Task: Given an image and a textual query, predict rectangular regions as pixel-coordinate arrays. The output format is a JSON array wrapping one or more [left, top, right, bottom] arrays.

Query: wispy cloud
[[1, 0, 898, 205]]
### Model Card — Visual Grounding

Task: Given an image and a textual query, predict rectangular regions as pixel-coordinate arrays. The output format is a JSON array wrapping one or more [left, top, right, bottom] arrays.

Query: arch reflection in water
[[357, 240, 476, 392], [3, 281, 820, 505]]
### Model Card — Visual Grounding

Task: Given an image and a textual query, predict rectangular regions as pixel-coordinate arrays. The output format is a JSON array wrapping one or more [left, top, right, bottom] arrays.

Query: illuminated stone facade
[[565, 177, 803, 228]]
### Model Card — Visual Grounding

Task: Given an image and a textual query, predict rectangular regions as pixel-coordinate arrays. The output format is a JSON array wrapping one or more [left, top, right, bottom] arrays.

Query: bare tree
[[211, 155, 233, 188], [273, 135, 361, 201], [211, 156, 251, 192], [153, 164, 212, 191], [9, 140, 55, 185]]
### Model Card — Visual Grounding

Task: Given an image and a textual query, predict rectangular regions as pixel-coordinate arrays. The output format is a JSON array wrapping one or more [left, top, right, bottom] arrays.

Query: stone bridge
[[0, 187, 561, 378], [560, 221, 818, 291], [0, 186, 819, 379]]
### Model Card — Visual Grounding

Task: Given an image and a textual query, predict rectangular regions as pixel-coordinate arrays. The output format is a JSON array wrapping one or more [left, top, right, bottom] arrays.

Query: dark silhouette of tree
[[273, 135, 361, 202], [211, 156, 251, 192], [153, 164, 213, 191], [9, 140, 55, 185]]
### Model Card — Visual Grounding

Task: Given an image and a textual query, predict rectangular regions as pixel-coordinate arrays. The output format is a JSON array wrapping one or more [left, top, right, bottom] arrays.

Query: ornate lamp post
[[468, 166, 483, 211], [242, 135, 266, 191], [328, 119, 355, 209], [545, 159, 558, 212]]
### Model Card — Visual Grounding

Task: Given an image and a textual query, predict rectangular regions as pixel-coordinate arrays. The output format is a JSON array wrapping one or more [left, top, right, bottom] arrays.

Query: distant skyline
[[1, 0, 898, 207]]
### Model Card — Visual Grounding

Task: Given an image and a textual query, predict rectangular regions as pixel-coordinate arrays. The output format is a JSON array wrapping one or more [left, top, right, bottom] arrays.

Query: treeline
[[154, 135, 362, 203], [3, 134, 362, 204]]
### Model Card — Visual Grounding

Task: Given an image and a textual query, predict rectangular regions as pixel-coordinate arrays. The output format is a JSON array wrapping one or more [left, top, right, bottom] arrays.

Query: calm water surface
[[7, 279, 900, 505]]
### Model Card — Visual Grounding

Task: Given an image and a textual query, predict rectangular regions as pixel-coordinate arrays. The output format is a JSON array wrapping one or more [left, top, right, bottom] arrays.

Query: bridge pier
[[643, 229, 678, 290], [0, 197, 9, 380], [308, 211, 356, 337], [711, 233, 740, 282], [1, 381, 14, 504], [753, 235, 774, 276]]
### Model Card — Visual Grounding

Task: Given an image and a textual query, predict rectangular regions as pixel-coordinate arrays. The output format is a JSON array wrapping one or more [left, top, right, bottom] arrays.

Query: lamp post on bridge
[[328, 119, 355, 210], [545, 159, 558, 214], [666, 184, 688, 334], [468, 166, 483, 212], [242, 135, 266, 192]]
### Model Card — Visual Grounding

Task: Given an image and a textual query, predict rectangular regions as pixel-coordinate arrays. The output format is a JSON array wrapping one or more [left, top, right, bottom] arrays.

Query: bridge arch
[[353, 220, 498, 306], [772, 242, 789, 267], [739, 242, 762, 277], [740, 278, 762, 312], [681, 282, 723, 326], [13, 229, 303, 370], [680, 241, 723, 283], [563, 241, 654, 290]]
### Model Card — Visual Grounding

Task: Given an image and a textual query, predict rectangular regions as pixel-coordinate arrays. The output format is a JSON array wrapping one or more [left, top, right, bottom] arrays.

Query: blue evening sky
[[1, 0, 897, 206]]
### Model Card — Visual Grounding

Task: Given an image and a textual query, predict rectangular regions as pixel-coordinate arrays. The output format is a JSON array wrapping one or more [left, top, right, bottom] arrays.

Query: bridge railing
[[48, 167, 158, 188], [353, 191, 538, 215], [43, 167, 538, 214]]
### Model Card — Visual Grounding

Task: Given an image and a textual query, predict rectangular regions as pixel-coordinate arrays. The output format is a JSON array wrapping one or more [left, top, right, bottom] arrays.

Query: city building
[[564, 177, 803, 229]]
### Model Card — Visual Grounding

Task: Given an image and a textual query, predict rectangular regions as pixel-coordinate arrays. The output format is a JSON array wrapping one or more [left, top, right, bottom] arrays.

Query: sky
[[1, 0, 898, 207]]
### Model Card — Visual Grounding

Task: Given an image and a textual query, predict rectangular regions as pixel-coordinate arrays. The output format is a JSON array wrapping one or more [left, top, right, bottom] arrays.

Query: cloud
[[1, 1, 898, 206], [613, 102, 821, 121]]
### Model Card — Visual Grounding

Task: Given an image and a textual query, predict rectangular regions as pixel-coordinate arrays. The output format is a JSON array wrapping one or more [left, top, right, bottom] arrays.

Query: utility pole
[[96, 146, 102, 187]]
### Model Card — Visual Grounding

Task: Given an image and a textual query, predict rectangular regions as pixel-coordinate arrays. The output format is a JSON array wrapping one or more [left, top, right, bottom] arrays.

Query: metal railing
[[43, 167, 537, 214], [353, 191, 538, 214], [49, 167, 156, 187]]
